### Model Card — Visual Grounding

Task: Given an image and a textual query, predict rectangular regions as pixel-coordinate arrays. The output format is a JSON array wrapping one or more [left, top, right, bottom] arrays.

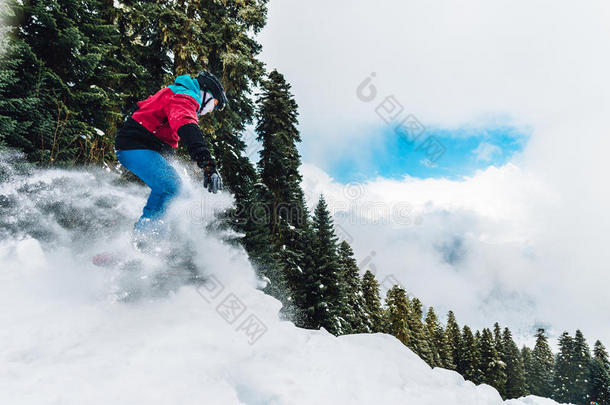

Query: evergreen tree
[[253, 68, 309, 314], [493, 323, 504, 357], [2, 0, 124, 163], [530, 328, 555, 398], [475, 330, 482, 347], [502, 327, 527, 399], [445, 311, 461, 371], [285, 221, 316, 325], [361, 270, 384, 332], [521, 346, 534, 395], [594, 341, 610, 370], [255, 69, 303, 239], [589, 340, 610, 405], [424, 307, 444, 368], [407, 298, 432, 365], [337, 241, 370, 333], [571, 330, 591, 404], [459, 326, 482, 384], [0, 42, 29, 147], [554, 330, 592, 405], [439, 328, 457, 370], [384, 285, 411, 346], [299, 195, 345, 335], [232, 180, 285, 305], [479, 328, 507, 392], [553, 331, 574, 403]]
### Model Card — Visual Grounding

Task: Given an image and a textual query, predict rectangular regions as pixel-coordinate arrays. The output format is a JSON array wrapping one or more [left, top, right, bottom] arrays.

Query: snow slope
[[0, 152, 565, 405]]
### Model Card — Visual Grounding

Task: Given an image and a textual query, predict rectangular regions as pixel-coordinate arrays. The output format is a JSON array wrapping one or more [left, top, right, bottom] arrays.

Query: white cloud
[[263, 0, 610, 345], [300, 161, 599, 345], [473, 142, 502, 162]]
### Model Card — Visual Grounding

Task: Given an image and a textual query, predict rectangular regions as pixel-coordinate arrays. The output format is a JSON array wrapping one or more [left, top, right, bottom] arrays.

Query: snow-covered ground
[[0, 153, 565, 404]]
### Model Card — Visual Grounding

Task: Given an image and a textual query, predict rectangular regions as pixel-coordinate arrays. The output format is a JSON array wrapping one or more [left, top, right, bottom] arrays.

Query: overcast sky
[[257, 0, 610, 346]]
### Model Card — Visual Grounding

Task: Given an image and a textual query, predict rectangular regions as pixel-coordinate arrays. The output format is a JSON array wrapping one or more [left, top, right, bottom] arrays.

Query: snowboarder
[[114, 71, 227, 240]]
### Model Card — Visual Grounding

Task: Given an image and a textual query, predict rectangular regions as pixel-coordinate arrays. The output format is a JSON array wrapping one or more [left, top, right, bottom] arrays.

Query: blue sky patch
[[316, 125, 529, 182]]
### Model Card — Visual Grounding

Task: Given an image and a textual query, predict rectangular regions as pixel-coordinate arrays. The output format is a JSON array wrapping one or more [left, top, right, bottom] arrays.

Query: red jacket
[[131, 87, 200, 148]]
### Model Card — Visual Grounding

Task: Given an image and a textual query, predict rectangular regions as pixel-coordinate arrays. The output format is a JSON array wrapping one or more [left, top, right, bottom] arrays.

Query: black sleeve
[[177, 123, 212, 163]]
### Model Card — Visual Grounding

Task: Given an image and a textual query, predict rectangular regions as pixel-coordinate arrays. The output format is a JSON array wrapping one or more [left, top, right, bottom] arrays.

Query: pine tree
[[479, 328, 506, 392], [439, 328, 457, 370], [299, 195, 345, 335], [594, 341, 610, 371], [361, 270, 384, 332], [253, 68, 309, 315], [0, 42, 31, 148], [493, 323, 504, 357], [459, 326, 482, 384], [554, 330, 592, 404], [571, 330, 591, 404], [445, 311, 461, 371], [502, 327, 527, 399], [384, 285, 411, 346], [337, 241, 370, 333], [424, 307, 444, 367], [530, 328, 555, 398], [407, 298, 432, 365], [232, 180, 285, 305], [475, 330, 482, 347], [589, 340, 610, 405], [521, 346, 534, 395], [256, 69, 303, 238], [2, 0, 124, 163], [553, 332, 575, 403]]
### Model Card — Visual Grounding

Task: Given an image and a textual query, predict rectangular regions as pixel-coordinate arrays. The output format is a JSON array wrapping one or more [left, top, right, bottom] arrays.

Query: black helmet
[[196, 71, 228, 111]]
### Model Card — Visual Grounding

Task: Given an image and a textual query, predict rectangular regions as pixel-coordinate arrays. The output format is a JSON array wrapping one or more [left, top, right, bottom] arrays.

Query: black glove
[[198, 158, 223, 194], [177, 123, 223, 193]]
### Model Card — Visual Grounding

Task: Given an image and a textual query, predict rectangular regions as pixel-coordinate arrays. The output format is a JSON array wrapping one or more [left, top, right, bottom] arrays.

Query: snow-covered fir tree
[[589, 340, 610, 405], [459, 326, 482, 384], [553, 330, 592, 404], [570, 330, 591, 404], [479, 328, 506, 391], [553, 331, 575, 403], [407, 298, 432, 365], [254, 69, 310, 313], [361, 270, 384, 332], [1, 0, 124, 163], [424, 307, 444, 367], [530, 328, 555, 398], [502, 327, 527, 399], [493, 323, 505, 359], [299, 195, 345, 335], [492, 323, 508, 397], [445, 311, 462, 372], [522, 346, 534, 395], [337, 241, 370, 333], [384, 285, 411, 346], [255, 69, 306, 240], [439, 325, 457, 370]]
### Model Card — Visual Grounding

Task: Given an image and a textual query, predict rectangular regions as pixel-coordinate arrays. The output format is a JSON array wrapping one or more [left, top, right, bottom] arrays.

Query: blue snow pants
[[116, 149, 181, 235]]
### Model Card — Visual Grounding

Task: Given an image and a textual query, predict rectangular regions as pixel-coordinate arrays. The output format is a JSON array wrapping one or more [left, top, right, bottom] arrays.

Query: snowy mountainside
[[0, 152, 567, 405]]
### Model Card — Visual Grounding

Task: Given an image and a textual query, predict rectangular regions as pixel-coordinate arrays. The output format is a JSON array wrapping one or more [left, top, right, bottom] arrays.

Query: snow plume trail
[[0, 149, 258, 300], [0, 150, 565, 405]]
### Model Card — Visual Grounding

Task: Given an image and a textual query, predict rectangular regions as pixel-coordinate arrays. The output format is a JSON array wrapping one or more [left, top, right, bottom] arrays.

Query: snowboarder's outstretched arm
[[164, 95, 223, 194], [179, 123, 223, 194]]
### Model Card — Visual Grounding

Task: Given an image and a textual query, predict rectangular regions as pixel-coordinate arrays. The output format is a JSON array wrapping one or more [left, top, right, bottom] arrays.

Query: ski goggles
[[199, 90, 221, 115]]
